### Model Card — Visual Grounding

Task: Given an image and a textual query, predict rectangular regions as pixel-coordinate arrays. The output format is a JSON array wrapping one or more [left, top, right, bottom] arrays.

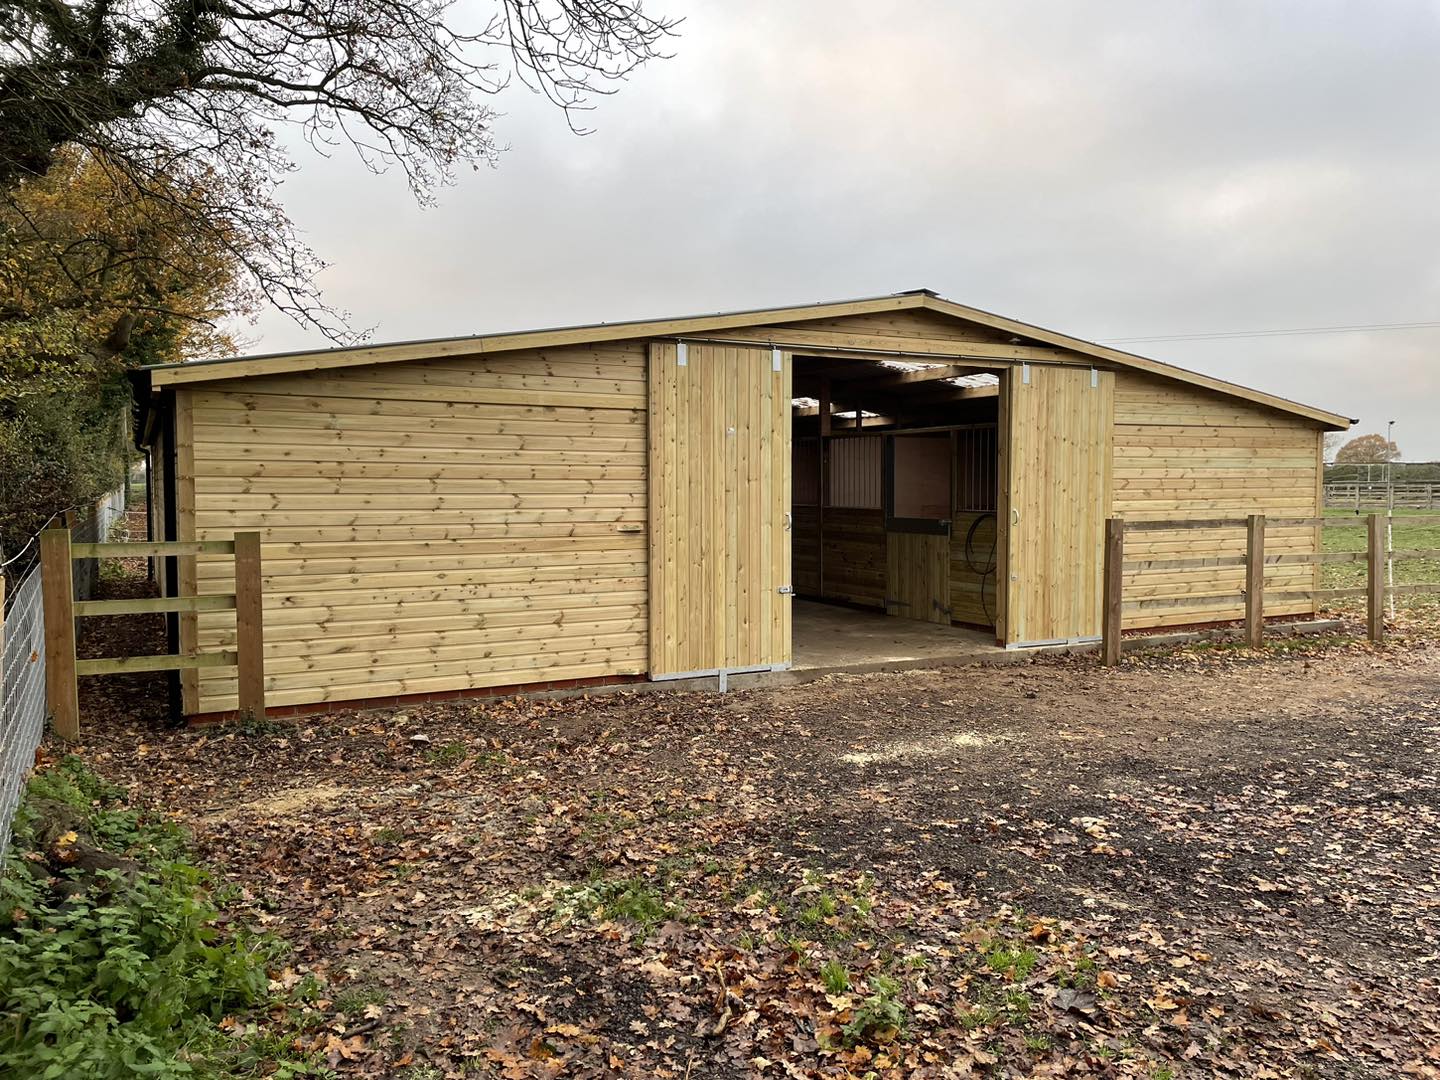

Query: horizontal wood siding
[[793, 505, 820, 596], [185, 344, 648, 712], [820, 508, 886, 608], [1113, 372, 1322, 629]]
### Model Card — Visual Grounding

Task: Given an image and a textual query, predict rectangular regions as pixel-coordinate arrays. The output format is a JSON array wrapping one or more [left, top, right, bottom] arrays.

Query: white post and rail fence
[[1102, 512, 1440, 666], [1324, 481, 1439, 510]]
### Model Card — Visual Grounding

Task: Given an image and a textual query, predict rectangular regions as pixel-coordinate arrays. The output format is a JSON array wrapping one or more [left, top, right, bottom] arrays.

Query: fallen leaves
[[66, 573, 1440, 1078]]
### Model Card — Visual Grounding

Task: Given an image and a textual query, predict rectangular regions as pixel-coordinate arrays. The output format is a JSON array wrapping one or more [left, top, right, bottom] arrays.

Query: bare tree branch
[[0, 0, 679, 346]]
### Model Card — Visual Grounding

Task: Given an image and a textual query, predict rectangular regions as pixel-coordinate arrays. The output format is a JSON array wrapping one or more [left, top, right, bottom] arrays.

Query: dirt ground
[[69, 576, 1440, 1080]]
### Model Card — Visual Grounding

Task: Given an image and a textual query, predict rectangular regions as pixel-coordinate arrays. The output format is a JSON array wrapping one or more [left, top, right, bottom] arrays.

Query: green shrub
[[0, 756, 316, 1078], [553, 874, 677, 931], [0, 385, 135, 565], [12, 754, 186, 863]]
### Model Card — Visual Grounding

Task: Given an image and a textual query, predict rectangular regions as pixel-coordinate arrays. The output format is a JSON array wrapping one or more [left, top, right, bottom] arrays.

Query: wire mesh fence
[[0, 482, 127, 864], [70, 484, 129, 602], [0, 564, 47, 864]]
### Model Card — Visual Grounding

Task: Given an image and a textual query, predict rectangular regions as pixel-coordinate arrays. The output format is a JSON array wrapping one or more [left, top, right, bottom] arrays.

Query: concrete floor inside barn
[[789, 599, 999, 670]]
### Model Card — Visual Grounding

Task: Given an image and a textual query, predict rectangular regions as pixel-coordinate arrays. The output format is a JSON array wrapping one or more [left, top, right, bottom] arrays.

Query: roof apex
[[142, 289, 1352, 429]]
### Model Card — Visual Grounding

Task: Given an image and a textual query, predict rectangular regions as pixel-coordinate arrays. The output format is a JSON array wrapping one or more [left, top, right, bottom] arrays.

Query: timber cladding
[[132, 290, 1348, 714], [646, 342, 791, 677], [1000, 365, 1115, 645], [1112, 371, 1323, 629], [177, 343, 649, 713], [819, 509, 886, 608], [950, 511, 998, 627]]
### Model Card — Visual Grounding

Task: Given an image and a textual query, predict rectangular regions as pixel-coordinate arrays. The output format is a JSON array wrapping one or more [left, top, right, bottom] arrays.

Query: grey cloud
[[243, 0, 1440, 456]]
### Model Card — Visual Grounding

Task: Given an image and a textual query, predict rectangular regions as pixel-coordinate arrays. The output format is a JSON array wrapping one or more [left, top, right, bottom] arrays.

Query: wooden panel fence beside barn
[[1101, 512, 1440, 663]]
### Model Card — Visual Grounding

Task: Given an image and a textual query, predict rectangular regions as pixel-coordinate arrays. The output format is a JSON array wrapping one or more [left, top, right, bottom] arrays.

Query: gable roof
[[138, 289, 1353, 428]]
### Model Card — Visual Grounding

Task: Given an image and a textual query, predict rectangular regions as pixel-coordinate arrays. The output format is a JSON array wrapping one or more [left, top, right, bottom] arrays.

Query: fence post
[[1367, 513, 1386, 643], [39, 529, 79, 741], [1245, 514, 1265, 648], [1102, 517, 1124, 666], [233, 531, 265, 720]]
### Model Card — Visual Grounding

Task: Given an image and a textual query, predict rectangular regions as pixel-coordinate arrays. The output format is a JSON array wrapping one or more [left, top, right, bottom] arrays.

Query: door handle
[[783, 512, 792, 532]]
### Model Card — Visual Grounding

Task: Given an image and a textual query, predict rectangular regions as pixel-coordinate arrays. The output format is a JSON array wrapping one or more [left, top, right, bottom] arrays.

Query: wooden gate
[[998, 365, 1115, 646], [647, 342, 791, 678]]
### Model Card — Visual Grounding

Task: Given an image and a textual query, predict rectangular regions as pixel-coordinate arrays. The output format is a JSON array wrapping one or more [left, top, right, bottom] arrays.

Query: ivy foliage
[[0, 384, 133, 562]]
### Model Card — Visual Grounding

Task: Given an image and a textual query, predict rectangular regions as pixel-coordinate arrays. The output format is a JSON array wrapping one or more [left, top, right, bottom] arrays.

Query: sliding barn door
[[648, 343, 792, 677], [999, 365, 1114, 646]]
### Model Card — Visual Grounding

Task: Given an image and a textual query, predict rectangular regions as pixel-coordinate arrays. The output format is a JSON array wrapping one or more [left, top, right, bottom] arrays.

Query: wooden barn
[[130, 290, 1351, 719]]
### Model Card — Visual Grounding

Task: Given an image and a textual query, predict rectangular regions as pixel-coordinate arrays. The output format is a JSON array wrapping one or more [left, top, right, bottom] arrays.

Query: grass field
[[1321, 507, 1440, 627]]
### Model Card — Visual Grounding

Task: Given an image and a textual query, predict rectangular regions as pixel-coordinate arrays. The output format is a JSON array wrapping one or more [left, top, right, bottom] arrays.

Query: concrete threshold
[[557, 617, 1349, 699], [277, 615, 1352, 724]]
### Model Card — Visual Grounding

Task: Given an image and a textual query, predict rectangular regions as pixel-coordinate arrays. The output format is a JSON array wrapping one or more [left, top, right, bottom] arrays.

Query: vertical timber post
[[39, 529, 79, 741], [1367, 513, 1386, 644], [233, 531, 265, 721], [1101, 517, 1124, 666], [817, 376, 831, 597], [1245, 514, 1265, 649]]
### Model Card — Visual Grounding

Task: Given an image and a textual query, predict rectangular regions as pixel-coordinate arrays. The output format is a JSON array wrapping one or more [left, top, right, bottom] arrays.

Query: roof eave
[[917, 295, 1353, 430], [140, 288, 1354, 429], [142, 291, 936, 388]]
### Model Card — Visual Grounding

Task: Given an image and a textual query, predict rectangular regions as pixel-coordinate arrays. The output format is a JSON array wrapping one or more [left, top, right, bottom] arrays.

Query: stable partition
[[790, 422, 1000, 634]]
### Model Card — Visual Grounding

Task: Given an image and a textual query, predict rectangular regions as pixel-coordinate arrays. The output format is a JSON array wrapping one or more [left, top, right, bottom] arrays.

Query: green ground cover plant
[[0, 756, 324, 1079]]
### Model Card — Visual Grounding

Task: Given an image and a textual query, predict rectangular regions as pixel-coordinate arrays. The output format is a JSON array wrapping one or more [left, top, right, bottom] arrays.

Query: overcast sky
[[245, 0, 1440, 458]]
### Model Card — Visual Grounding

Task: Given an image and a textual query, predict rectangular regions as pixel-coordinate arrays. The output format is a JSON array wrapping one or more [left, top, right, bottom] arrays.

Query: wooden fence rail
[[1101, 513, 1440, 666], [1325, 481, 1440, 510], [40, 531, 264, 740]]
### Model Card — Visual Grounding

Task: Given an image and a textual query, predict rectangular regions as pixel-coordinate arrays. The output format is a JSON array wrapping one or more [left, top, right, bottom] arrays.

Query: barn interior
[[789, 354, 1006, 668]]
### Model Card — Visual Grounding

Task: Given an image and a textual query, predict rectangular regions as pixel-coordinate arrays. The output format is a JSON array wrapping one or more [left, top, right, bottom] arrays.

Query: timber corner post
[[233, 531, 266, 722], [39, 529, 80, 741], [1101, 517, 1124, 667]]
